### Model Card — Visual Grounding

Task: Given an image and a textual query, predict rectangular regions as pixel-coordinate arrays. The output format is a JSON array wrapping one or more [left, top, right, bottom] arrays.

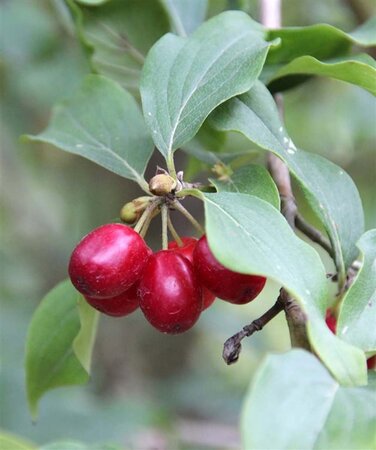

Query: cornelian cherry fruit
[[325, 310, 375, 370], [168, 237, 216, 310], [325, 309, 337, 334], [85, 282, 139, 317], [193, 235, 266, 304], [367, 355, 376, 370], [139, 251, 202, 334], [69, 223, 150, 298]]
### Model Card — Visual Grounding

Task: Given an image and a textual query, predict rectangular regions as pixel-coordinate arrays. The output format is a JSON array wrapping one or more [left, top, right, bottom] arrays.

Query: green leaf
[[267, 54, 376, 96], [73, 296, 100, 372], [242, 350, 376, 450], [140, 11, 270, 163], [23, 75, 153, 191], [190, 190, 365, 385], [67, 0, 170, 94], [39, 443, 121, 450], [0, 432, 36, 450], [314, 382, 376, 450], [39, 442, 88, 450], [211, 164, 280, 209], [210, 81, 364, 284], [25, 280, 99, 419], [349, 16, 376, 46], [76, 0, 110, 5], [159, 0, 208, 36], [337, 229, 376, 353], [266, 19, 376, 65]]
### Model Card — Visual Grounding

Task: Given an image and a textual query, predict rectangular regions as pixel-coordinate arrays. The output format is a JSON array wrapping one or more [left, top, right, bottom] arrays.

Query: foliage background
[[1, 0, 375, 448]]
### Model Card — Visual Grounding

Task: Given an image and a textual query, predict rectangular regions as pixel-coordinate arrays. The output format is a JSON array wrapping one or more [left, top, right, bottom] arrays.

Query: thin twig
[[161, 203, 168, 250], [261, 0, 310, 350], [223, 295, 285, 364], [295, 214, 334, 258], [134, 199, 160, 234], [139, 208, 159, 239], [172, 200, 205, 235], [167, 213, 183, 246]]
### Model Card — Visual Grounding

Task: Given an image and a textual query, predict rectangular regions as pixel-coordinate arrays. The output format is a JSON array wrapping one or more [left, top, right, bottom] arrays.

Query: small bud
[[211, 162, 233, 181], [149, 174, 177, 196], [120, 196, 151, 224]]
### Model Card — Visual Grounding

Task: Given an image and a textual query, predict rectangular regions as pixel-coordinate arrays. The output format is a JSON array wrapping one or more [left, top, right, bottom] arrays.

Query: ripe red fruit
[[69, 223, 150, 298], [168, 237, 216, 310], [325, 309, 337, 334], [139, 251, 202, 334], [193, 235, 266, 304], [367, 355, 376, 370], [85, 282, 139, 317]]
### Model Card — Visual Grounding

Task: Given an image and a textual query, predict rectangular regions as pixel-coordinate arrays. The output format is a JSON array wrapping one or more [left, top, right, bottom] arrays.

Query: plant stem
[[167, 214, 183, 246], [161, 203, 168, 250], [173, 201, 205, 235], [167, 154, 177, 180], [261, 0, 310, 351], [295, 214, 334, 258], [223, 295, 285, 364], [139, 208, 159, 238], [134, 199, 160, 234]]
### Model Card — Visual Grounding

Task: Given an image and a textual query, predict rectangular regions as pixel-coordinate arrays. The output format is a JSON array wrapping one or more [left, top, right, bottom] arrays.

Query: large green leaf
[[67, 0, 170, 94], [159, 0, 207, 36], [140, 11, 270, 165], [24, 75, 153, 191], [337, 229, 376, 354], [267, 54, 376, 96], [188, 190, 365, 385], [0, 432, 36, 450], [266, 18, 376, 65], [210, 81, 364, 284], [211, 164, 280, 209], [76, 0, 110, 5], [25, 280, 99, 419], [242, 350, 376, 450]]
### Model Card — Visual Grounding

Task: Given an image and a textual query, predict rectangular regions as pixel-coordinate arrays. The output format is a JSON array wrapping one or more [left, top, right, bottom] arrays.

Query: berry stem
[[167, 213, 183, 247], [167, 154, 177, 180], [134, 199, 160, 234], [173, 200, 204, 235], [139, 208, 159, 238], [161, 203, 169, 250]]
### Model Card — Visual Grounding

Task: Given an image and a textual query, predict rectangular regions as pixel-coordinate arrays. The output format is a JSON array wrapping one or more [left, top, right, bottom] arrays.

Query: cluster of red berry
[[325, 309, 375, 370], [68, 223, 266, 334]]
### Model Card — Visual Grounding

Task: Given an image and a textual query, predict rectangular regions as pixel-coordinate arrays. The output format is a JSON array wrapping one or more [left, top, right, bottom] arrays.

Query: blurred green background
[[1, 0, 375, 448]]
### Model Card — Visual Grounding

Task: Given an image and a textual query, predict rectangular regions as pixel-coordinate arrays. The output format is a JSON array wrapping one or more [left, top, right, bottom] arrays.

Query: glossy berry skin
[[367, 355, 376, 370], [325, 309, 337, 334], [139, 251, 202, 334], [85, 282, 139, 317], [193, 235, 266, 304], [69, 223, 150, 298], [168, 237, 216, 310]]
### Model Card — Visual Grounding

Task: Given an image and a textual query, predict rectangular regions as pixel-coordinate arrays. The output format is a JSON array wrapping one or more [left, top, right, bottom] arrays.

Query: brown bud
[[120, 196, 151, 224], [149, 174, 177, 196]]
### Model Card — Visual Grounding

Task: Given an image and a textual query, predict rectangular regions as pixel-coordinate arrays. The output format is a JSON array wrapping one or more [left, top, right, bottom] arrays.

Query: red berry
[[69, 223, 150, 298], [367, 355, 376, 370], [193, 235, 266, 304], [168, 237, 216, 310], [85, 282, 139, 317], [325, 309, 337, 334], [139, 251, 202, 334]]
